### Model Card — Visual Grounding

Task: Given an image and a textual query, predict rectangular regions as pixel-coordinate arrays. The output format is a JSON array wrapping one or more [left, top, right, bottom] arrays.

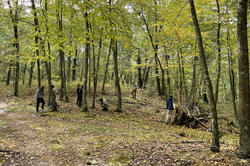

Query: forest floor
[[0, 84, 249, 166]]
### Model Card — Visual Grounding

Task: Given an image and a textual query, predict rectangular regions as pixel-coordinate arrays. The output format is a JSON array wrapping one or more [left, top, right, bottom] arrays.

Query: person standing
[[165, 96, 174, 124], [34, 86, 45, 113], [131, 82, 137, 99], [77, 84, 83, 107]]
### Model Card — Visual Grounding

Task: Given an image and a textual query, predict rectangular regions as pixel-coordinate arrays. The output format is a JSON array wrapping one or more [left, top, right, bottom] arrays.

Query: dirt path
[[0, 100, 247, 166]]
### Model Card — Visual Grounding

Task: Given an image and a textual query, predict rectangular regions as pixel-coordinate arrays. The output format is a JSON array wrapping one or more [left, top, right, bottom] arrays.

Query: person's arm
[[34, 89, 39, 100]]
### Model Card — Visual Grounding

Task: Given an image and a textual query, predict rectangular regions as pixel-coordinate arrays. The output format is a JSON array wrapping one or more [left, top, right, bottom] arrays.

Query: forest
[[0, 0, 249, 165]]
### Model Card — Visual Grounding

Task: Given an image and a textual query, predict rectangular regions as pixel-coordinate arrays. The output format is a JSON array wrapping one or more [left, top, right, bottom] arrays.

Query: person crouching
[[99, 98, 108, 111]]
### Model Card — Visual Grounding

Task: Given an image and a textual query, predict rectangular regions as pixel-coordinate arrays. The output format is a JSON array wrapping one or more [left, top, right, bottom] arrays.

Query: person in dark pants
[[77, 84, 83, 107], [34, 86, 45, 113]]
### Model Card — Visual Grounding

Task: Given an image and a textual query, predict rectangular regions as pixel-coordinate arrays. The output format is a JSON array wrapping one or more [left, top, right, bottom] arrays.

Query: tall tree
[[237, 0, 249, 158], [189, 0, 220, 152], [31, 0, 41, 88], [8, 0, 20, 96], [214, 0, 221, 104], [82, 1, 90, 112]]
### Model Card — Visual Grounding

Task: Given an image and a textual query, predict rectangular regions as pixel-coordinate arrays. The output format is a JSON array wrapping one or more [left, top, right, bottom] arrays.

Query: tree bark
[[137, 49, 143, 88], [22, 64, 27, 85], [29, 62, 35, 88], [57, 0, 68, 102], [191, 55, 198, 104], [8, 0, 20, 96], [82, 7, 90, 112], [102, 39, 112, 94], [189, 0, 220, 152], [31, 0, 41, 88], [6, 64, 11, 85], [91, 44, 96, 108], [72, 48, 77, 81], [113, 40, 122, 112], [237, 0, 250, 158], [92, 37, 102, 109], [214, 0, 221, 104]]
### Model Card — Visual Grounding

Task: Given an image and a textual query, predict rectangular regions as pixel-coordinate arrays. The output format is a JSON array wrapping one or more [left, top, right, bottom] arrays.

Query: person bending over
[[99, 98, 108, 111]]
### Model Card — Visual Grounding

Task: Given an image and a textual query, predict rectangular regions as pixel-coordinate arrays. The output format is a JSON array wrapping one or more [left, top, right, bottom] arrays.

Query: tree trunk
[[82, 8, 90, 112], [57, 0, 68, 102], [191, 55, 198, 104], [91, 44, 96, 108], [113, 40, 122, 112], [72, 48, 77, 81], [189, 0, 220, 152], [88, 44, 91, 94], [31, 0, 41, 88], [214, 0, 221, 104], [67, 56, 71, 83], [22, 64, 27, 85], [237, 0, 250, 158], [29, 62, 35, 88], [102, 39, 112, 94], [137, 49, 143, 88], [6, 64, 11, 85], [92, 37, 102, 109], [8, 0, 20, 96], [164, 47, 171, 97], [177, 51, 182, 101], [154, 46, 161, 96]]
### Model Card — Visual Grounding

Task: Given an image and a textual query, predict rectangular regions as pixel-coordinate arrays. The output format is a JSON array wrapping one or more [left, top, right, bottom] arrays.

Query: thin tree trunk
[[189, 0, 220, 152], [22, 64, 27, 85], [102, 39, 112, 94], [92, 37, 102, 109], [67, 56, 71, 83], [214, 0, 221, 104], [177, 51, 182, 101], [154, 46, 161, 96], [57, 0, 68, 101], [191, 56, 198, 104], [29, 62, 35, 88], [37, 59, 41, 87], [8, 0, 20, 96], [113, 40, 122, 112], [72, 48, 77, 81], [227, 36, 237, 121], [31, 0, 41, 88], [91, 44, 96, 108], [137, 49, 143, 88], [165, 54, 171, 97], [237, 0, 250, 158], [82, 7, 90, 112], [6, 64, 11, 85]]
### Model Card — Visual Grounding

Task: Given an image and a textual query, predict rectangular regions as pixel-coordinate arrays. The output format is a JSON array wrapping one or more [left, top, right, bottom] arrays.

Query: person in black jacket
[[165, 96, 174, 124], [76, 84, 83, 107]]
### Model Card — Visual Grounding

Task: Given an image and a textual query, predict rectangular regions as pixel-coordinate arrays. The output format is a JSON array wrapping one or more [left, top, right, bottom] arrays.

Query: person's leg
[[135, 90, 137, 99], [165, 110, 170, 123], [41, 98, 45, 110], [79, 99, 82, 107], [169, 110, 174, 123], [36, 98, 40, 113]]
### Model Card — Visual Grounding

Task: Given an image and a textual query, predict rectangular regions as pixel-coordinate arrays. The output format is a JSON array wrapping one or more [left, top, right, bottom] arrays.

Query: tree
[[189, 0, 220, 152], [8, 0, 20, 97], [237, 0, 249, 158]]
